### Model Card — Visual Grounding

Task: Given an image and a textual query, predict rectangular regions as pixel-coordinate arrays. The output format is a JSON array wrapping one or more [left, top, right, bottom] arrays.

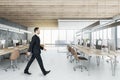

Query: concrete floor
[[0, 46, 120, 80]]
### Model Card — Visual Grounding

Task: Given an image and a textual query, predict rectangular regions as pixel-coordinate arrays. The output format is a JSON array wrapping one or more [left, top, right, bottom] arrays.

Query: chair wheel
[[5, 70, 7, 72], [73, 68, 76, 71], [67, 56, 68, 58]]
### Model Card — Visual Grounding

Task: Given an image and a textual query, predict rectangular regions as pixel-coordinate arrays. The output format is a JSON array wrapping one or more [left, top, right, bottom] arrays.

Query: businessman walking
[[24, 27, 50, 76]]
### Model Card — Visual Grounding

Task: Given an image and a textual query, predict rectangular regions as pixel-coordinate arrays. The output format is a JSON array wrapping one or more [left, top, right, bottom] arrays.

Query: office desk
[[0, 45, 28, 56], [72, 45, 116, 56], [0, 45, 29, 71], [70, 45, 120, 76], [0, 45, 28, 70]]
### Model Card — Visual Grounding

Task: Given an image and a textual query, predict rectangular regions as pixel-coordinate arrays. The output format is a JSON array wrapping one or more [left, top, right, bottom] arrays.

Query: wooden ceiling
[[0, 0, 120, 27]]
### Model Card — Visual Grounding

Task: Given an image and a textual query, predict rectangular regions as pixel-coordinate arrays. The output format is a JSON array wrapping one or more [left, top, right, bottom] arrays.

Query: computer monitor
[[87, 44, 90, 47], [13, 40, 19, 44], [8, 40, 14, 47], [13, 40, 19, 46], [81, 39, 84, 46], [0, 40, 6, 48], [96, 39, 102, 50], [86, 40, 90, 47], [77, 39, 80, 45], [19, 39, 22, 45], [16, 43, 19, 46], [0, 43, 3, 49], [22, 40, 27, 45]]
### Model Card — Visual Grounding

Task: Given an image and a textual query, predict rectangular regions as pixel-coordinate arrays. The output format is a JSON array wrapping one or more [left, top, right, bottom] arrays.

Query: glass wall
[[117, 26, 120, 49], [91, 28, 112, 47], [102, 29, 108, 46]]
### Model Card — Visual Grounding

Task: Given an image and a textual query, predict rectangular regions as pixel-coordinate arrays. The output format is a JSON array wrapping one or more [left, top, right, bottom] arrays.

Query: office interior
[[0, 0, 120, 80]]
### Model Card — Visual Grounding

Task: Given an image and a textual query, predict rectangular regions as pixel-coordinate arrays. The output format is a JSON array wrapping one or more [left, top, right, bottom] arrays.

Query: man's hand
[[26, 52, 31, 56], [43, 48, 47, 51]]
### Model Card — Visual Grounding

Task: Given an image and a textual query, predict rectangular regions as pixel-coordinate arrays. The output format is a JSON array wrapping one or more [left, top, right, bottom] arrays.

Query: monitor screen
[[96, 39, 102, 50], [8, 40, 14, 47], [87, 43, 90, 47]]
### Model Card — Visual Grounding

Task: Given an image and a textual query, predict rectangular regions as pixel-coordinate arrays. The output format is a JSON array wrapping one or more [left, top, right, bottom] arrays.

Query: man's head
[[34, 27, 40, 34]]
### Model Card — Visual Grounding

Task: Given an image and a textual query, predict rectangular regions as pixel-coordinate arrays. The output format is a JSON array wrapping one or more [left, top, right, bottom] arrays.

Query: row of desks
[[0, 45, 29, 56], [70, 45, 120, 76], [72, 45, 120, 57]]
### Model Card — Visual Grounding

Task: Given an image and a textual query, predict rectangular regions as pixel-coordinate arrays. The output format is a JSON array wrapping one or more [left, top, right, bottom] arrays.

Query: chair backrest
[[67, 45, 71, 52], [10, 48, 20, 60], [70, 47, 74, 55], [71, 47, 79, 60]]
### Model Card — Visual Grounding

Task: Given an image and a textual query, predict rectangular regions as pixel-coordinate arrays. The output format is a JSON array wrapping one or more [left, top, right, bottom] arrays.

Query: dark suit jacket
[[28, 34, 43, 54]]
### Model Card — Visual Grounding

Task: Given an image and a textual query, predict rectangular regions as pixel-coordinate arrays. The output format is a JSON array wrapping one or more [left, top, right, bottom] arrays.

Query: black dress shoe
[[44, 70, 51, 76], [24, 71, 32, 75]]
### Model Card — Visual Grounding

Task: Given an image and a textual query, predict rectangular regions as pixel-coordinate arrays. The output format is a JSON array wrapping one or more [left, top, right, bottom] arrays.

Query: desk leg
[[113, 56, 117, 76], [96, 56, 100, 67], [0, 56, 2, 70], [88, 56, 91, 76], [0, 56, 1, 62], [110, 59, 113, 76]]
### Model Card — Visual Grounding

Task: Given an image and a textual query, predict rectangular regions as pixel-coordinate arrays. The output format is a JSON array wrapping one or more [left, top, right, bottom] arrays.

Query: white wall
[[58, 20, 98, 30]]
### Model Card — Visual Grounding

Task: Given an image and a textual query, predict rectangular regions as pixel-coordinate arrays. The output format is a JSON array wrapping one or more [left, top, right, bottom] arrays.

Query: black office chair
[[87, 43, 90, 47]]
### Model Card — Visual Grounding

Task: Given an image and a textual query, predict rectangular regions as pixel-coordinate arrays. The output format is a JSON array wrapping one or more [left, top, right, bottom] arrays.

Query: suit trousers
[[24, 53, 46, 74]]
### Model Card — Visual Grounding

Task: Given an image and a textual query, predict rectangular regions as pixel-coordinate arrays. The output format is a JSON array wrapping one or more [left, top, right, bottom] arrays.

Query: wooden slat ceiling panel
[[0, 0, 120, 27], [0, 0, 119, 5]]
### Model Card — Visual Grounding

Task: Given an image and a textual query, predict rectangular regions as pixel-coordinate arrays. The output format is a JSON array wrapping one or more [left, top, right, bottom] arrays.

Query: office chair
[[67, 45, 71, 58], [19, 43, 30, 63], [71, 47, 88, 72], [67, 45, 82, 63], [67, 45, 74, 63], [20, 49, 30, 63], [4, 48, 20, 71]]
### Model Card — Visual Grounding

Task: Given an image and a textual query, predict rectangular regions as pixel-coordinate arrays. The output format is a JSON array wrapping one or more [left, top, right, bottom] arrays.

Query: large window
[[83, 33, 89, 40], [91, 28, 112, 47], [51, 30, 58, 44], [99, 30, 103, 39], [108, 28, 111, 39], [117, 26, 120, 38], [103, 29, 107, 39], [92, 32, 97, 45], [39, 29, 76, 45], [57, 30, 67, 45], [43, 30, 51, 44], [59, 30, 66, 41], [117, 26, 120, 48], [39, 30, 44, 44], [96, 31, 99, 39], [66, 30, 74, 44]]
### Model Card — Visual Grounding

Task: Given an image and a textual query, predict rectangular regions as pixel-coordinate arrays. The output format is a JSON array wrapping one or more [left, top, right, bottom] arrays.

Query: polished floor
[[0, 46, 120, 80]]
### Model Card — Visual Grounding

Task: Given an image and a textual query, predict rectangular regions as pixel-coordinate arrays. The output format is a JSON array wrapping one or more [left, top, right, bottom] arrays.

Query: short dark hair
[[34, 27, 39, 32]]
